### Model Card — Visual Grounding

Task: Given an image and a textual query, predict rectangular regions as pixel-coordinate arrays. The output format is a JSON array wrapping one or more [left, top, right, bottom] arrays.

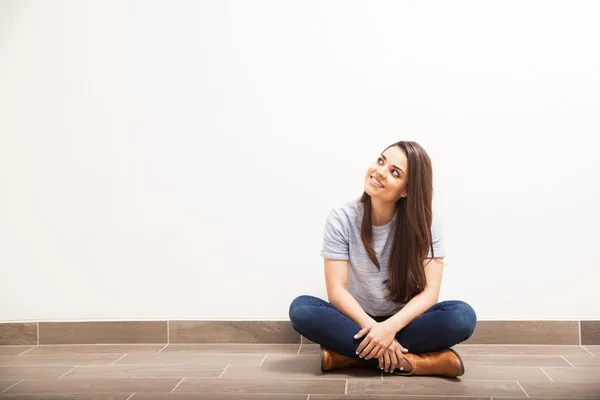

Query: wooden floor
[[1, 343, 599, 399]]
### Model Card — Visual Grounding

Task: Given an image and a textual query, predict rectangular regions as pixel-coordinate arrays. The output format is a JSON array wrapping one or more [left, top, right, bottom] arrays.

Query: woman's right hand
[[378, 339, 409, 373]]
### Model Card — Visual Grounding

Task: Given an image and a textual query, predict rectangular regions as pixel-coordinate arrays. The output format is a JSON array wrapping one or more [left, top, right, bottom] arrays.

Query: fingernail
[[380, 367, 383, 370]]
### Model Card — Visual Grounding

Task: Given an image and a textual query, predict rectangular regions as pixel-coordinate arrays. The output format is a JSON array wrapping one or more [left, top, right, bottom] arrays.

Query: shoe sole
[[319, 346, 327, 372], [448, 347, 465, 376]]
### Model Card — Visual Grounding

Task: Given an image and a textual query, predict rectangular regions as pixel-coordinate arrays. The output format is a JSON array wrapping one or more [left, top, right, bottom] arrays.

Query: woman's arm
[[324, 258, 377, 329]]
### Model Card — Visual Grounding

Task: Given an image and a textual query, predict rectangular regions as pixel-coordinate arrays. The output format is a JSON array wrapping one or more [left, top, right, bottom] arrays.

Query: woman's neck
[[370, 197, 396, 226]]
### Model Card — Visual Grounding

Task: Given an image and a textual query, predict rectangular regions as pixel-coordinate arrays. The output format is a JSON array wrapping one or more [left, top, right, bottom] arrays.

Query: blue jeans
[[289, 295, 477, 359]]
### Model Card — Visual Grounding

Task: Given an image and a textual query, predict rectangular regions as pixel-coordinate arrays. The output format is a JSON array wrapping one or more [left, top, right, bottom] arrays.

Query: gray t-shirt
[[320, 199, 445, 316]]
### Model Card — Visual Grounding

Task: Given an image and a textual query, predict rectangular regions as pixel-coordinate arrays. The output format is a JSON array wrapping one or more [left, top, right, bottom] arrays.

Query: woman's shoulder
[[323, 200, 363, 238], [329, 199, 362, 219]]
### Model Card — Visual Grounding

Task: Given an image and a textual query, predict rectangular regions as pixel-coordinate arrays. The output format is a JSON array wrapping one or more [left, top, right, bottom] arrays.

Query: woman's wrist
[[359, 317, 377, 329]]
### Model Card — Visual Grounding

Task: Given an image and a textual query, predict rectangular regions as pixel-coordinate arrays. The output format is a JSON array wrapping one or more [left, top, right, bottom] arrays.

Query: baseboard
[[1, 320, 599, 345]]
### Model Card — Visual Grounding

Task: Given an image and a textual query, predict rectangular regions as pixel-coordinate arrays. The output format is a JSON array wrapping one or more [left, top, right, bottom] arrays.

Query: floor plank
[[174, 377, 345, 394], [455, 344, 592, 356], [114, 353, 264, 365], [0, 366, 76, 379], [0, 347, 34, 356], [133, 394, 307, 400], [0, 395, 133, 400], [0, 354, 123, 366], [347, 378, 527, 397], [64, 365, 227, 379], [2, 379, 181, 394], [160, 344, 301, 354], [28, 345, 164, 355], [520, 381, 600, 398], [542, 367, 600, 382], [461, 354, 572, 367]]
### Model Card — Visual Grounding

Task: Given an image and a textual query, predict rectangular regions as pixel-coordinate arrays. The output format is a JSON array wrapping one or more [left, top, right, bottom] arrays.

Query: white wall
[[1, 0, 599, 322]]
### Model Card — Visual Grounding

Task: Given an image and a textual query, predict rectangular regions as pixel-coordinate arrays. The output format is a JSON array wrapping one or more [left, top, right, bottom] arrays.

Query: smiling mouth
[[370, 176, 384, 188]]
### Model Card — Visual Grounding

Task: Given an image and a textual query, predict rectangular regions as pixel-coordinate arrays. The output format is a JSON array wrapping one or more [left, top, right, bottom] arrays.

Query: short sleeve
[[320, 208, 350, 260], [426, 214, 445, 258]]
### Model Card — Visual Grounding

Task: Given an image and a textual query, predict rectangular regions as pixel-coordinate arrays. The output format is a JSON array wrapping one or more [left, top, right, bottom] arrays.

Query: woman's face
[[364, 146, 409, 202]]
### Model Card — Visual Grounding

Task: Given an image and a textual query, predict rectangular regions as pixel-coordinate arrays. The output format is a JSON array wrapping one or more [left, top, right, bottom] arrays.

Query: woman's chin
[[364, 186, 375, 197]]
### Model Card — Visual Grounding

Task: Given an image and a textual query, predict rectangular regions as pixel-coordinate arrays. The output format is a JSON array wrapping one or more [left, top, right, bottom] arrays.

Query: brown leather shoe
[[394, 348, 465, 378], [320, 346, 377, 372]]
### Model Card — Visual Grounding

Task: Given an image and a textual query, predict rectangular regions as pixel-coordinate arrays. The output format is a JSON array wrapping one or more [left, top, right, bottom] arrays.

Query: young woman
[[289, 141, 477, 377]]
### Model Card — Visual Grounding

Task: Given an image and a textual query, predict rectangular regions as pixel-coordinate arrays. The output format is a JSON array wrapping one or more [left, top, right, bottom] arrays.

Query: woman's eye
[[377, 158, 399, 178]]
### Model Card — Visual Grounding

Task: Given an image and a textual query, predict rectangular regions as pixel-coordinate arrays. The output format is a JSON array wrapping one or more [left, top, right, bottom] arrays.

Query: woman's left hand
[[354, 322, 397, 360]]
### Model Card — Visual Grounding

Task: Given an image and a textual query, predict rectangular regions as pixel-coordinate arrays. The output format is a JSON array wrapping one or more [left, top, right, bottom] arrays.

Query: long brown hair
[[360, 141, 435, 303]]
